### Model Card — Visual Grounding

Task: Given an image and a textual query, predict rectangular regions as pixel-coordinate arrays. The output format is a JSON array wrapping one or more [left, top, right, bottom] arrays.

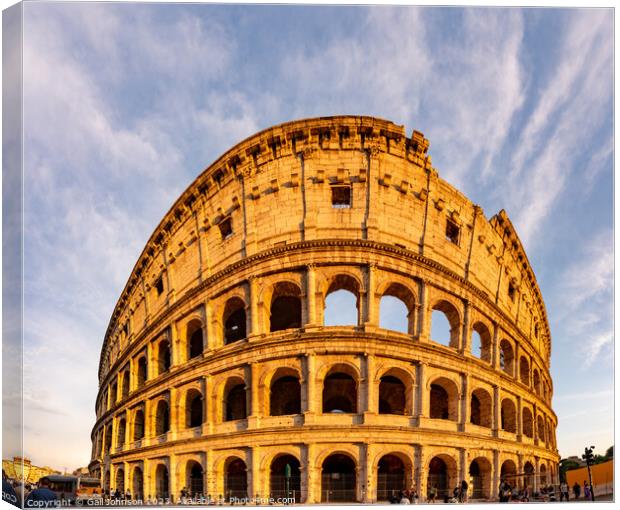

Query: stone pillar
[[306, 265, 317, 326], [491, 322, 500, 369], [533, 403, 539, 445], [517, 454, 523, 490], [169, 388, 179, 439], [458, 448, 467, 490], [514, 342, 520, 380], [365, 353, 377, 413], [170, 321, 182, 366], [516, 396, 523, 441], [418, 280, 429, 341], [249, 277, 260, 336], [416, 363, 428, 419], [303, 353, 319, 417], [365, 263, 378, 327], [205, 299, 216, 349], [248, 362, 261, 428], [492, 385, 500, 436], [460, 373, 469, 429], [250, 446, 261, 500], [143, 458, 153, 500], [146, 341, 155, 380], [415, 445, 426, 502], [362, 443, 373, 503], [204, 374, 213, 434], [492, 450, 500, 499], [533, 457, 540, 493], [460, 300, 471, 354], [304, 443, 320, 504], [169, 455, 178, 503]]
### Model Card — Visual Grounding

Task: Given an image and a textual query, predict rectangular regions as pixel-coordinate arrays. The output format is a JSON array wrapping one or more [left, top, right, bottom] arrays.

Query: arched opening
[[524, 462, 534, 489], [115, 469, 125, 493], [519, 356, 530, 386], [187, 320, 204, 360], [155, 464, 169, 499], [270, 454, 301, 500], [379, 376, 406, 415], [379, 283, 416, 334], [223, 297, 247, 344], [429, 378, 458, 421], [116, 418, 126, 448], [470, 388, 492, 428], [270, 375, 301, 416], [537, 415, 545, 442], [469, 457, 492, 500], [427, 456, 456, 500], [104, 471, 110, 493], [137, 357, 147, 387], [322, 366, 358, 413], [158, 340, 171, 375], [270, 283, 302, 332], [323, 275, 360, 326], [500, 460, 517, 489], [155, 400, 170, 435], [471, 322, 492, 362], [224, 379, 247, 421], [111, 382, 118, 405], [104, 426, 112, 454], [499, 340, 514, 376], [321, 453, 357, 502], [533, 369, 541, 396], [377, 454, 406, 501], [187, 461, 204, 497], [122, 370, 130, 398], [225, 458, 247, 501], [132, 467, 143, 500], [133, 410, 144, 440], [430, 300, 460, 348], [539, 464, 548, 486], [500, 399, 517, 433], [522, 407, 534, 438], [186, 389, 203, 428]]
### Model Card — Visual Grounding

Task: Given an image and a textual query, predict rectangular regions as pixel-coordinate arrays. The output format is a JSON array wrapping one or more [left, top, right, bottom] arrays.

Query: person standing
[[560, 481, 569, 502], [460, 480, 468, 503], [584, 481, 591, 500], [498, 479, 511, 503], [24, 478, 57, 508], [428, 484, 437, 503], [572, 482, 581, 500]]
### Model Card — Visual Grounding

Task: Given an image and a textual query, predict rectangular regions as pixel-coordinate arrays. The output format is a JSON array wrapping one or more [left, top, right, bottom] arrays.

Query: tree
[[559, 458, 581, 482], [605, 446, 613, 459]]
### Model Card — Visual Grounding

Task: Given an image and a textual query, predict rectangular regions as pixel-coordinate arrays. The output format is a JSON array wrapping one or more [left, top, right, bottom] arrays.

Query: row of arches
[[100, 273, 550, 417], [105, 453, 557, 503], [96, 366, 556, 458]]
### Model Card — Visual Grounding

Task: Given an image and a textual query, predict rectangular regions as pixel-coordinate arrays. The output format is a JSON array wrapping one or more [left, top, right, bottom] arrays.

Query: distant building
[[565, 456, 586, 467], [2, 457, 60, 484], [73, 467, 90, 477]]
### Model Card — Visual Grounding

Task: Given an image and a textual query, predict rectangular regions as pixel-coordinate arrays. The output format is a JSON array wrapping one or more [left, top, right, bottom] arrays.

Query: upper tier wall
[[98, 116, 551, 381]]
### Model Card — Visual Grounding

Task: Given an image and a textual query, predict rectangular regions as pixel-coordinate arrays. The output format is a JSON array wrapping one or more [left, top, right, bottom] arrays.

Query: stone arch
[[522, 406, 534, 438], [519, 356, 530, 386], [533, 368, 541, 396], [523, 461, 535, 489], [269, 368, 301, 416], [500, 398, 517, 433], [537, 414, 545, 442], [427, 453, 458, 500], [224, 456, 248, 501], [116, 414, 127, 448], [376, 452, 412, 501], [379, 282, 417, 335], [469, 456, 492, 499], [104, 423, 113, 454], [500, 459, 518, 488], [115, 467, 125, 492], [131, 466, 143, 500], [378, 367, 414, 415], [154, 399, 170, 436], [322, 273, 362, 326], [157, 338, 171, 375], [186, 459, 205, 497], [322, 363, 359, 414], [430, 299, 461, 348], [269, 453, 301, 500], [470, 321, 492, 362], [499, 339, 514, 376], [121, 368, 130, 398], [470, 387, 492, 428], [103, 469, 111, 492], [321, 452, 358, 502], [187, 318, 204, 360], [137, 356, 147, 387], [539, 463, 548, 486], [223, 376, 247, 421], [133, 407, 145, 441], [223, 296, 247, 344], [185, 388, 203, 428], [429, 376, 459, 421], [154, 463, 169, 499], [269, 281, 302, 332]]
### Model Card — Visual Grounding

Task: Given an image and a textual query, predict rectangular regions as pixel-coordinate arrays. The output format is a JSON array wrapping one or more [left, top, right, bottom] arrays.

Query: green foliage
[[605, 446, 613, 459]]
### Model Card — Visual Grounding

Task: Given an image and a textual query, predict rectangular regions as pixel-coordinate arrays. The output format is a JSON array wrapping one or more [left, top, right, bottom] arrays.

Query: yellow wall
[[566, 460, 613, 495]]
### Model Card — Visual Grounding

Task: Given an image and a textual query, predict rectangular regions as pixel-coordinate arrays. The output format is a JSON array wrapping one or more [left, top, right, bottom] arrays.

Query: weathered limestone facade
[[89, 116, 559, 503]]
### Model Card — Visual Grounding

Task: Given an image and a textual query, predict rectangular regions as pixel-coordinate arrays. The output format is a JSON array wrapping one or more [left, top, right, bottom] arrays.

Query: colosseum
[[89, 115, 559, 504]]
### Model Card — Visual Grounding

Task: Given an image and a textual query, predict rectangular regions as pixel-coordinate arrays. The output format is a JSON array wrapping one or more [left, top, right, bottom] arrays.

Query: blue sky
[[12, 4, 612, 469]]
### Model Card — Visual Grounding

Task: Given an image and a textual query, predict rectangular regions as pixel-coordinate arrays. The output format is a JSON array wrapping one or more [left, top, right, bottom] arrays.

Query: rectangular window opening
[[155, 277, 164, 296], [508, 282, 516, 302], [219, 217, 233, 240], [445, 219, 460, 245], [331, 184, 352, 208]]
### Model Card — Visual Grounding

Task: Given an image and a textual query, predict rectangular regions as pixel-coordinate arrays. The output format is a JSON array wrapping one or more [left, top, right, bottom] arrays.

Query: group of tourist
[[2, 470, 58, 508], [559, 480, 593, 501]]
